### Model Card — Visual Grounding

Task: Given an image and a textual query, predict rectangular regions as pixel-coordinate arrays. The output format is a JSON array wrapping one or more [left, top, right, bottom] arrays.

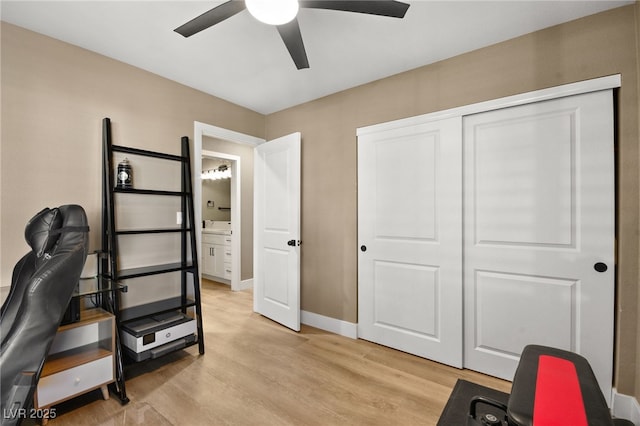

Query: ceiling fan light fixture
[[246, 0, 299, 25]]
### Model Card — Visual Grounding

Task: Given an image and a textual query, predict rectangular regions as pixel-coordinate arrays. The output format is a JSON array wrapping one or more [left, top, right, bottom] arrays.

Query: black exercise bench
[[468, 345, 633, 426]]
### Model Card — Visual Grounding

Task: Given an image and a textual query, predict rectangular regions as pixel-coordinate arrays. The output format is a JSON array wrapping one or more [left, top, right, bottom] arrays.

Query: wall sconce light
[[202, 164, 232, 180]]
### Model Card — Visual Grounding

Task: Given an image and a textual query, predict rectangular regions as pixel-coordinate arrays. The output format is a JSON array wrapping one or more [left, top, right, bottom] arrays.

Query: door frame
[[201, 150, 240, 286], [193, 121, 264, 291]]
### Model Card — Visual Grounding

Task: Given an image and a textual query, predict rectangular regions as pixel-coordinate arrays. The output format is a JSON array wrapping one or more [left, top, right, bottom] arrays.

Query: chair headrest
[[24, 207, 62, 258]]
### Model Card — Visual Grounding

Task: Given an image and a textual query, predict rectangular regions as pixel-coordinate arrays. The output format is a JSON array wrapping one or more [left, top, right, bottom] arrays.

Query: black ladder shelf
[[101, 117, 205, 381]]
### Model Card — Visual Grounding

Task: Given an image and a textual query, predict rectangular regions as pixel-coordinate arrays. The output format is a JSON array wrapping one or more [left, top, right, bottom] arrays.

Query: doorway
[[201, 151, 238, 286], [193, 122, 264, 292]]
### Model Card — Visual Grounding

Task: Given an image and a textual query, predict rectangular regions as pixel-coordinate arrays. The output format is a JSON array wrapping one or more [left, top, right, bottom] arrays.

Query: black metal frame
[[101, 118, 205, 403], [101, 118, 129, 404], [467, 396, 509, 426]]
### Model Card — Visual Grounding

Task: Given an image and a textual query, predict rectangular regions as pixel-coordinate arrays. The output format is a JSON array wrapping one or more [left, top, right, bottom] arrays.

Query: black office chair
[[0, 205, 89, 426]]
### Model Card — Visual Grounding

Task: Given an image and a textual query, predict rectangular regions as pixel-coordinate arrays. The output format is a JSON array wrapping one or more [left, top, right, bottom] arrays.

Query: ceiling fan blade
[[277, 18, 310, 70], [299, 1, 410, 18], [174, 0, 246, 37]]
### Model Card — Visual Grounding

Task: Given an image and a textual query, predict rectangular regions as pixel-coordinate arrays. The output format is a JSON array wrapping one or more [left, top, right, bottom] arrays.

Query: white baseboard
[[612, 389, 640, 425], [237, 278, 253, 291], [301, 310, 357, 339], [203, 274, 230, 285], [204, 275, 252, 291]]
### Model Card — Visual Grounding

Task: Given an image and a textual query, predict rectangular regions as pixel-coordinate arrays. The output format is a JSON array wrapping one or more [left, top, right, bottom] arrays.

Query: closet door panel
[[358, 117, 463, 368], [472, 112, 574, 246], [463, 90, 614, 401]]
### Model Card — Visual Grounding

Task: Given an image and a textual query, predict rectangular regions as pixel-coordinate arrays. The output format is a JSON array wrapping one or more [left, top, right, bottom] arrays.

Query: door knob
[[594, 262, 608, 273], [360, 245, 367, 252], [287, 239, 296, 246]]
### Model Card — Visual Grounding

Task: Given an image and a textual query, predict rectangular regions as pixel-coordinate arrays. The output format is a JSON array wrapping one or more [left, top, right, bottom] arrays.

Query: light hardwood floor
[[44, 279, 510, 425]]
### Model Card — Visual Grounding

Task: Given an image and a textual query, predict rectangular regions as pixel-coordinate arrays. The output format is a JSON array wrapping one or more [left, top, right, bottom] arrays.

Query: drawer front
[[202, 234, 225, 245], [224, 264, 232, 279], [37, 356, 113, 407]]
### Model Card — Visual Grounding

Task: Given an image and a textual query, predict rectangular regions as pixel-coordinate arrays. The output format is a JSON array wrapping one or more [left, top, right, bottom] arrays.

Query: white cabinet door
[[213, 244, 225, 277], [202, 243, 215, 276], [254, 133, 301, 331], [463, 90, 615, 400], [358, 117, 463, 367], [202, 239, 227, 279], [202, 243, 224, 277]]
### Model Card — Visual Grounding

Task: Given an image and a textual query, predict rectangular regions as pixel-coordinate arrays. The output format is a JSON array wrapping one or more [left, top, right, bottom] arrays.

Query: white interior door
[[358, 117, 463, 367], [463, 90, 615, 400], [254, 133, 301, 331]]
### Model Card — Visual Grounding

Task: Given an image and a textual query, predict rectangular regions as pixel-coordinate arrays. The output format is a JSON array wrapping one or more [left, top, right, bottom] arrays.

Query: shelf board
[[58, 308, 113, 332], [116, 228, 193, 235], [120, 297, 196, 323], [112, 144, 185, 162], [114, 188, 188, 196], [72, 277, 119, 298], [41, 343, 112, 377], [123, 336, 200, 363], [117, 262, 195, 279]]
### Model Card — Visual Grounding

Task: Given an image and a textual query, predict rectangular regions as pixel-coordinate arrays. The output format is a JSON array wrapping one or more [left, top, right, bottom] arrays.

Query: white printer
[[121, 311, 196, 361]]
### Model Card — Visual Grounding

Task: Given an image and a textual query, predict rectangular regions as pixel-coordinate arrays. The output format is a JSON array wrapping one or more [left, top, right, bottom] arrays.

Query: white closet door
[[358, 117, 463, 367], [463, 90, 615, 400]]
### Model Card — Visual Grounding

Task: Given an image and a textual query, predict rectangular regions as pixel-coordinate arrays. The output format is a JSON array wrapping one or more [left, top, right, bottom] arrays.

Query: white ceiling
[[1, 0, 633, 114]]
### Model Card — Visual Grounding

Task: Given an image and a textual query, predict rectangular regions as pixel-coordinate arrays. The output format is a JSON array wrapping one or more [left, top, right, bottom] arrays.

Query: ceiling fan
[[174, 0, 410, 70]]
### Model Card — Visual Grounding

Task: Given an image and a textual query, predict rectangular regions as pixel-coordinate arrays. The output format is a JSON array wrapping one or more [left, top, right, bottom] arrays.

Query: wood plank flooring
[[44, 279, 511, 425]]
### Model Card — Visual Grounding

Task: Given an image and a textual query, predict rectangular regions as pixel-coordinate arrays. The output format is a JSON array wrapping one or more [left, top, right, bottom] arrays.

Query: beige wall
[[2, 4, 640, 399], [265, 5, 640, 395], [0, 22, 264, 289]]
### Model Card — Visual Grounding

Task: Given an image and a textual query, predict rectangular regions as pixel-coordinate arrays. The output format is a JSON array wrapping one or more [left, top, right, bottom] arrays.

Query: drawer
[[224, 248, 232, 259], [36, 355, 113, 407], [224, 236, 232, 246], [224, 265, 232, 279], [202, 234, 225, 245]]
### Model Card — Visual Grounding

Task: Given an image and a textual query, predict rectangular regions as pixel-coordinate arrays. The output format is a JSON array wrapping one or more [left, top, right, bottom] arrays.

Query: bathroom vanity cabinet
[[202, 232, 231, 281]]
